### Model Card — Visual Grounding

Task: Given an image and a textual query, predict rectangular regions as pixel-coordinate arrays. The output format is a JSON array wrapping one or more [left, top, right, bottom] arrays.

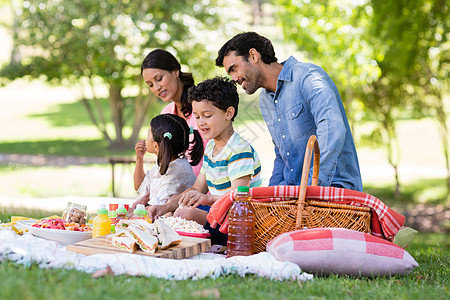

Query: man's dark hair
[[188, 76, 239, 121], [215, 32, 277, 67]]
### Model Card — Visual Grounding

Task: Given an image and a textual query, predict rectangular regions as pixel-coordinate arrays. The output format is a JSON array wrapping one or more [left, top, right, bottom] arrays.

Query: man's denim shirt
[[259, 56, 363, 191]]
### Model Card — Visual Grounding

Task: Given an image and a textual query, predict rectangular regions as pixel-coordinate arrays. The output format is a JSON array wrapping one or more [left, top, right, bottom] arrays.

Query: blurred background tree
[[0, 0, 241, 149], [275, 0, 449, 197], [0, 0, 448, 200]]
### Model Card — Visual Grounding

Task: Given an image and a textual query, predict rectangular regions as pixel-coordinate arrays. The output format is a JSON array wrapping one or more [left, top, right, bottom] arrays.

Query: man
[[215, 32, 363, 191]]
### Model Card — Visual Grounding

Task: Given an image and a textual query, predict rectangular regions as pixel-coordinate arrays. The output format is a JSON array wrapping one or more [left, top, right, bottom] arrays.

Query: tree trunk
[[108, 83, 124, 148], [435, 104, 450, 197], [126, 86, 155, 145], [9, 1, 21, 65], [383, 115, 401, 198]]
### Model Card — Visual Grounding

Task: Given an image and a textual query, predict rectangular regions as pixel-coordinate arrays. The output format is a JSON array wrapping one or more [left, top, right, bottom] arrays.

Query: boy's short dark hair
[[215, 31, 278, 67], [188, 76, 239, 121]]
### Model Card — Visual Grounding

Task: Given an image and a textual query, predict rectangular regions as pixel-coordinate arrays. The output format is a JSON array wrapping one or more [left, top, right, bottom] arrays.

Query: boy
[[180, 76, 262, 203], [147, 76, 262, 230]]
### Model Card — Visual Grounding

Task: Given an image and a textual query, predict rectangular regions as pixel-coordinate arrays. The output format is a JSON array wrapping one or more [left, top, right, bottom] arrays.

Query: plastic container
[[92, 204, 111, 238], [130, 204, 148, 221], [115, 203, 128, 223], [227, 186, 255, 257], [62, 202, 87, 225]]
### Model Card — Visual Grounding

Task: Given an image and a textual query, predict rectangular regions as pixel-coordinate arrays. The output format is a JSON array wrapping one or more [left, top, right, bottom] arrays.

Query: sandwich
[[128, 226, 158, 254], [154, 219, 182, 250], [128, 219, 157, 236], [111, 231, 138, 253]]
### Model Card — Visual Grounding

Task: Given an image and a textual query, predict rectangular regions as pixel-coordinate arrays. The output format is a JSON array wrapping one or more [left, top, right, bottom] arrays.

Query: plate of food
[[158, 216, 210, 238], [17, 218, 92, 246], [175, 231, 211, 238]]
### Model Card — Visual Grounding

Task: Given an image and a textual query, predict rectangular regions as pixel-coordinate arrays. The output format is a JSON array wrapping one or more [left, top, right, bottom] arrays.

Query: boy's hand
[[178, 190, 212, 208], [146, 204, 170, 222], [135, 139, 146, 161]]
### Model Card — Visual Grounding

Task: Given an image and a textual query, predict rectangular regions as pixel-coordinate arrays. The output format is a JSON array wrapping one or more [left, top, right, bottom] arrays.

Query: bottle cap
[[237, 186, 249, 192], [97, 203, 108, 215], [116, 203, 127, 214], [134, 204, 147, 216]]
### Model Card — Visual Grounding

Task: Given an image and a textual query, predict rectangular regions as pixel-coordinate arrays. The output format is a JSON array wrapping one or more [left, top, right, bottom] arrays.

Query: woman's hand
[[178, 190, 213, 208], [135, 139, 147, 161]]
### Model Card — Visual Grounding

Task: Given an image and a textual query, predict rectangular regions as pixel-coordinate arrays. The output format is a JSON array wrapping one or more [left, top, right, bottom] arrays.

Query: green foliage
[[1, 0, 229, 84], [275, 0, 450, 195], [274, 0, 380, 125], [0, 0, 241, 148]]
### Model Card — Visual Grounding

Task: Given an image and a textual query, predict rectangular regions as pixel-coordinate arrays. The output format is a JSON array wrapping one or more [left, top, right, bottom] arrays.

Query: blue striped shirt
[[201, 132, 262, 195]]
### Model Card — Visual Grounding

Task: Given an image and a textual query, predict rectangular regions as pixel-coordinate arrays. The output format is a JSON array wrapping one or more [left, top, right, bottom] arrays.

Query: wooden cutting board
[[66, 235, 211, 259]]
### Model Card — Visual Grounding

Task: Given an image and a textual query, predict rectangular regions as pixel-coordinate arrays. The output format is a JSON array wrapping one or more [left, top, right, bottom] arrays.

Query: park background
[[0, 1, 448, 299], [0, 1, 448, 233]]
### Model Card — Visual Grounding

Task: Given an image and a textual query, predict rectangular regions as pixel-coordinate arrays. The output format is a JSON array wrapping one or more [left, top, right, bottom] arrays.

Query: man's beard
[[243, 66, 265, 95]]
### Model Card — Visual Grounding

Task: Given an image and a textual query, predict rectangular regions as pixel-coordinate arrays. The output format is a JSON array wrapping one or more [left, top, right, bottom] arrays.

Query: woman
[[140, 49, 206, 176]]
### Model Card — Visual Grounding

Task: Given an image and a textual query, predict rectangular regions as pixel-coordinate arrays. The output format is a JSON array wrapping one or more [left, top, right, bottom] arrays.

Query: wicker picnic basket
[[251, 135, 372, 253]]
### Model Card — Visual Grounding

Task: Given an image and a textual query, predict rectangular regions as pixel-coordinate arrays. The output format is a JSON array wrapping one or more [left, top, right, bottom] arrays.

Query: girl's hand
[[132, 192, 149, 210], [135, 139, 147, 161], [178, 190, 212, 208]]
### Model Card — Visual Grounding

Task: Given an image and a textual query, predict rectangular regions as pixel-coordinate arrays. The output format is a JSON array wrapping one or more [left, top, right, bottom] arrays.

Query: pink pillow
[[266, 228, 418, 277]]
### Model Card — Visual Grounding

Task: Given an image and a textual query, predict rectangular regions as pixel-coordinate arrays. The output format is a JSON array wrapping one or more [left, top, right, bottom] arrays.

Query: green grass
[[364, 178, 449, 208], [0, 232, 447, 299], [0, 139, 133, 157]]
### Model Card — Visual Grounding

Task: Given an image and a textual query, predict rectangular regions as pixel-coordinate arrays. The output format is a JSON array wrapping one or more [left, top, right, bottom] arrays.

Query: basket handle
[[295, 135, 320, 229]]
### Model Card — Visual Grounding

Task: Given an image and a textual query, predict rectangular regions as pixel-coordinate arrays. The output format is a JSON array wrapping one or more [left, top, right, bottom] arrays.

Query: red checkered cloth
[[206, 186, 405, 240]]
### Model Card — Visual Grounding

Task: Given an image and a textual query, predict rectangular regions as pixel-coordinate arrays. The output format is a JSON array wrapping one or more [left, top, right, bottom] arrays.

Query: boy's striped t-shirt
[[201, 131, 263, 196]]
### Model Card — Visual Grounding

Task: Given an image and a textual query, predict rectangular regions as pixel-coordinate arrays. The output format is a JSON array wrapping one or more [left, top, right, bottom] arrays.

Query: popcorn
[[159, 216, 209, 234]]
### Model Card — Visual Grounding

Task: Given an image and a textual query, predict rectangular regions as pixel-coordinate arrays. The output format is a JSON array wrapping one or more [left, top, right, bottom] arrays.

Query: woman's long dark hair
[[141, 49, 194, 117], [150, 114, 203, 175]]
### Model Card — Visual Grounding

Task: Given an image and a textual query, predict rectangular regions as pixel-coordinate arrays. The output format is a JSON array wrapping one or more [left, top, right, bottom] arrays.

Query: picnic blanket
[[207, 186, 405, 240], [0, 229, 313, 281]]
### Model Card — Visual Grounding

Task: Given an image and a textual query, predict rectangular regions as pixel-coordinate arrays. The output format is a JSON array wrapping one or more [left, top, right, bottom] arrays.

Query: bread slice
[[111, 235, 138, 253], [128, 226, 158, 254], [154, 219, 182, 250], [128, 219, 157, 236]]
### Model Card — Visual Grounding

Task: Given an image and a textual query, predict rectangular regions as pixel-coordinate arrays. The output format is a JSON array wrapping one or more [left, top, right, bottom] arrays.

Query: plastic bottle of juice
[[115, 203, 128, 223], [92, 204, 111, 238], [130, 204, 150, 222], [108, 209, 117, 233], [227, 186, 255, 257]]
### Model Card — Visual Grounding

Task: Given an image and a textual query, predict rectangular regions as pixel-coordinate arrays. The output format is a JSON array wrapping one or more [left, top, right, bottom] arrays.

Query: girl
[[141, 49, 207, 176], [132, 114, 203, 209]]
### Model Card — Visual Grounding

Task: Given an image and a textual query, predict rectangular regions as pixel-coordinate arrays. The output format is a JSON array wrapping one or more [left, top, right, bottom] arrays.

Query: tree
[[275, 0, 449, 197], [0, 0, 241, 149], [274, 0, 380, 132], [367, 0, 449, 196]]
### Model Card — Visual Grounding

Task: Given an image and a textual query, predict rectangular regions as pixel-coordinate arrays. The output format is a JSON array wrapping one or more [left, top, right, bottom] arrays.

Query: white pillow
[[266, 228, 418, 277]]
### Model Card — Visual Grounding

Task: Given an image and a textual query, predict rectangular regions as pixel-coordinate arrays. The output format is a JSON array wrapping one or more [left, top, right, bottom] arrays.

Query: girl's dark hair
[[150, 114, 203, 175], [141, 49, 195, 117]]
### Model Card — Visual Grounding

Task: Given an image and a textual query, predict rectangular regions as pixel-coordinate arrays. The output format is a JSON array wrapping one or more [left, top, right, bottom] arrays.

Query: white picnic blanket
[[0, 230, 313, 281]]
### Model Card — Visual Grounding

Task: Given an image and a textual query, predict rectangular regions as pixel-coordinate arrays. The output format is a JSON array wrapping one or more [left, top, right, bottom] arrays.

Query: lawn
[[0, 230, 447, 299]]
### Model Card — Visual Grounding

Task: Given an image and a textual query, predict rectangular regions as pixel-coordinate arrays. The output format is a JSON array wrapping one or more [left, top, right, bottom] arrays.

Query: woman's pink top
[[161, 102, 207, 177]]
